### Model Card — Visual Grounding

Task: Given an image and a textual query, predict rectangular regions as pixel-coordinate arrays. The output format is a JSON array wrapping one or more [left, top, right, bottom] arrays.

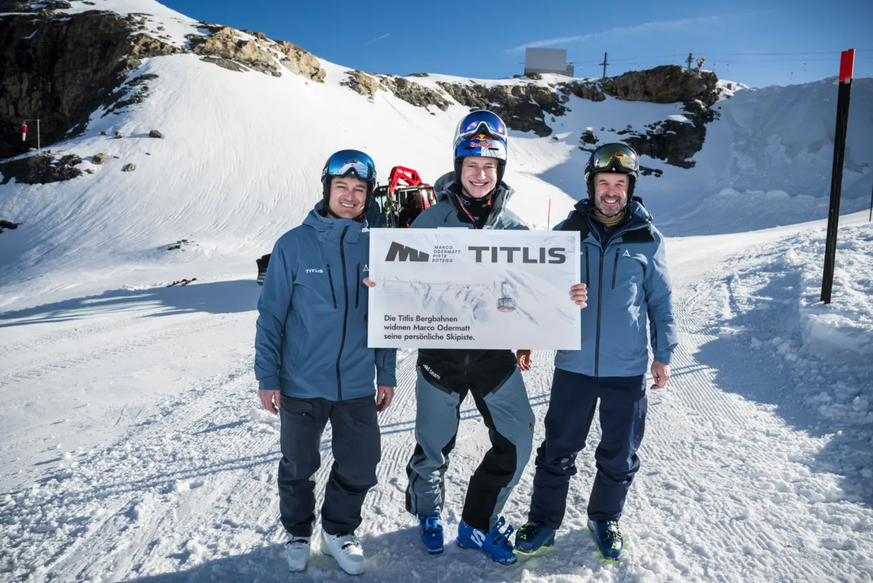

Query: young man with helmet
[[255, 149, 397, 576], [401, 111, 588, 565], [514, 143, 677, 562]]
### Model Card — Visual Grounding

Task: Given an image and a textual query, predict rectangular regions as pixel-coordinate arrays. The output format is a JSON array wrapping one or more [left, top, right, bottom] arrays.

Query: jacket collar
[[303, 201, 366, 244], [433, 172, 516, 229], [574, 197, 651, 239]]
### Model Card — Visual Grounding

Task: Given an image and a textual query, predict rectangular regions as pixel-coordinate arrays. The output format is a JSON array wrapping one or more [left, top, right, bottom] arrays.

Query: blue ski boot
[[418, 515, 444, 555], [456, 517, 517, 565], [587, 519, 623, 563], [514, 521, 556, 555]]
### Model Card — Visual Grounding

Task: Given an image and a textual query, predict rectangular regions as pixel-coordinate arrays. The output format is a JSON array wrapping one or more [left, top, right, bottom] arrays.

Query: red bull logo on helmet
[[470, 134, 494, 148]]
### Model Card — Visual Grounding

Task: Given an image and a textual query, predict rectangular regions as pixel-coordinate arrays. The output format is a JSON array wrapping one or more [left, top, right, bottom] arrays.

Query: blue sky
[[160, 0, 872, 87]]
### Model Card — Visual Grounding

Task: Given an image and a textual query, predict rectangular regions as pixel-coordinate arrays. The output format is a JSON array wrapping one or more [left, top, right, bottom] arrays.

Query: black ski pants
[[278, 395, 380, 537]]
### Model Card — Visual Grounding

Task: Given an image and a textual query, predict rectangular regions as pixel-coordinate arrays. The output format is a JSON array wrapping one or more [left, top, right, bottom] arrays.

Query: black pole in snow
[[821, 49, 855, 304]]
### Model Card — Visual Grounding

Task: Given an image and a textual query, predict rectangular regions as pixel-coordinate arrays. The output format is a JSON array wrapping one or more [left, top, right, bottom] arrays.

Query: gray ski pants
[[278, 395, 380, 537], [405, 368, 534, 531]]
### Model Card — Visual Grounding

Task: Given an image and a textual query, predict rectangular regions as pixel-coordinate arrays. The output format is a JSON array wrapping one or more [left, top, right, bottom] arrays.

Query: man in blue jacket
[[255, 149, 397, 576], [514, 143, 678, 563]]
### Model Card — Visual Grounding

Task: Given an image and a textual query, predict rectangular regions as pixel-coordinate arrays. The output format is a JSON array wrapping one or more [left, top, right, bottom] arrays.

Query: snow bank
[[794, 227, 873, 363], [700, 221, 873, 427]]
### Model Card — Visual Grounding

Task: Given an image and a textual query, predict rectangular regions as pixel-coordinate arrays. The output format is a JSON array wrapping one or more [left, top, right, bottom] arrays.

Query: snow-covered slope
[[1, 0, 872, 312], [1, 211, 871, 583], [1, 2, 872, 582]]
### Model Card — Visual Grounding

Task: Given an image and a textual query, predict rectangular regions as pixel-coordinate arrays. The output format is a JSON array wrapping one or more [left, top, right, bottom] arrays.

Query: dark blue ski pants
[[528, 368, 647, 527], [278, 395, 380, 537]]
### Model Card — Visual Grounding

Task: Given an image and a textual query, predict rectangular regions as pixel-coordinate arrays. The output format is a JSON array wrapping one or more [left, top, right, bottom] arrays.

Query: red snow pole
[[21, 122, 27, 141], [821, 49, 855, 304], [547, 199, 552, 230]]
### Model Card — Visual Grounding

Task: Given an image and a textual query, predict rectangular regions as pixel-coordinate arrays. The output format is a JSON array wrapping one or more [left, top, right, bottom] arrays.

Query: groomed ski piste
[[1, 1, 872, 582]]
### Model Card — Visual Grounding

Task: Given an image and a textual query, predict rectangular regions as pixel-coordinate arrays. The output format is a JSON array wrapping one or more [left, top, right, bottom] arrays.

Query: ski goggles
[[458, 111, 508, 141], [324, 150, 377, 183], [589, 143, 638, 174]]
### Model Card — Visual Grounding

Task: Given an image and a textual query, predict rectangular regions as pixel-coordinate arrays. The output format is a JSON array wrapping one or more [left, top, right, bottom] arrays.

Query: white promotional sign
[[368, 229, 581, 350]]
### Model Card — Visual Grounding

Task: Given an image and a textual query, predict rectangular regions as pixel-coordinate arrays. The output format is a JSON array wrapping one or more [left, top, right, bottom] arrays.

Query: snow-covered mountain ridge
[[0, 0, 869, 311]]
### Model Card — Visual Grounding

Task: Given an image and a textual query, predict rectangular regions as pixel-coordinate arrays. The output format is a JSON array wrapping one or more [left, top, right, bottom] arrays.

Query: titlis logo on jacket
[[385, 242, 430, 262], [305, 268, 324, 274], [468, 246, 567, 264]]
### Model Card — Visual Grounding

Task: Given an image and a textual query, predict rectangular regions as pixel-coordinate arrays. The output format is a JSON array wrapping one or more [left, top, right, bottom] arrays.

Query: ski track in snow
[[1, 3, 872, 579], [2, 226, 873, 583]]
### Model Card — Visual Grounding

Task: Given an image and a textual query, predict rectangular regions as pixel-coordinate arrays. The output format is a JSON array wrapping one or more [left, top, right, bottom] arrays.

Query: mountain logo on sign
[[385, 242, 430, 262]]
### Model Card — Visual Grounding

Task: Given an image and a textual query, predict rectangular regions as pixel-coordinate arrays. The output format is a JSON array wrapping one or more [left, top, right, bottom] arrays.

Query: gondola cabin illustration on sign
[[497, 280, 516, 312]]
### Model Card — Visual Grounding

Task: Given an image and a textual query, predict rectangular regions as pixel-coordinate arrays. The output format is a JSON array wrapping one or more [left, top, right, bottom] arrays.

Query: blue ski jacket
[[255, 202, 396, 400], [411, 172, 528, 231], [554, 198, 677, 377]]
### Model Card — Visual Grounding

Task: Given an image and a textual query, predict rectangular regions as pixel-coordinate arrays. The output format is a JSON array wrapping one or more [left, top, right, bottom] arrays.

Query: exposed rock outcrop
[[339, 70, 450, 110], [567, 67, 721, 168], [564, 81, 606, 102], [580, 128, 598, 145], [186, 25, 327, 82], [0, 153, 83, 184], [0, 2, 33, 10], [276, 40, 326, 82], [379, 76, 449, 110], [436, 82, 568, 137], [341, 70, 382, 100], [128, 35, 181, 58], [601, 65, 720, 107], [187, 25, 281, 77], [624, 103, 717, 169], [0, 9, 142, 157]]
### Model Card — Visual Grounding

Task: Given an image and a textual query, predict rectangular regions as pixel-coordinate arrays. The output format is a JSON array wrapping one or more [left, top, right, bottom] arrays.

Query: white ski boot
[[285, 535, 311, 572], [321, 530, 365, 575]]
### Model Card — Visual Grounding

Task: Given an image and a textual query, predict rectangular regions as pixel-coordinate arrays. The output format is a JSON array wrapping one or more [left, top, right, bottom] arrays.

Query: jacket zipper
[[355, 263, 361, 309], [335, 226, 350, 400], [612, 248, 620, 290], [584, 246, 590, 286], [595, 246, 604, 378], [326, 265, 338, 309]]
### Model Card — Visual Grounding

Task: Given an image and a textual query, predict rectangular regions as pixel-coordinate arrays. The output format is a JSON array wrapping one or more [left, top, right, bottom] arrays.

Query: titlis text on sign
[[468, 246, 567, 264]]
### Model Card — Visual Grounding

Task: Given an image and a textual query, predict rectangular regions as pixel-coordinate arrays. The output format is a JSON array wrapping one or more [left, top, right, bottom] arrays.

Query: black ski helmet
[[320, 149, 378, 218], [584, 143, 640, 198]]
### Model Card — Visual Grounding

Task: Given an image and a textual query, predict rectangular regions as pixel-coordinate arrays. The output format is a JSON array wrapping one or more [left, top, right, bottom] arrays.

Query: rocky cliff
[[0, 0, 722, 171], [0, 1, 326, 158]]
